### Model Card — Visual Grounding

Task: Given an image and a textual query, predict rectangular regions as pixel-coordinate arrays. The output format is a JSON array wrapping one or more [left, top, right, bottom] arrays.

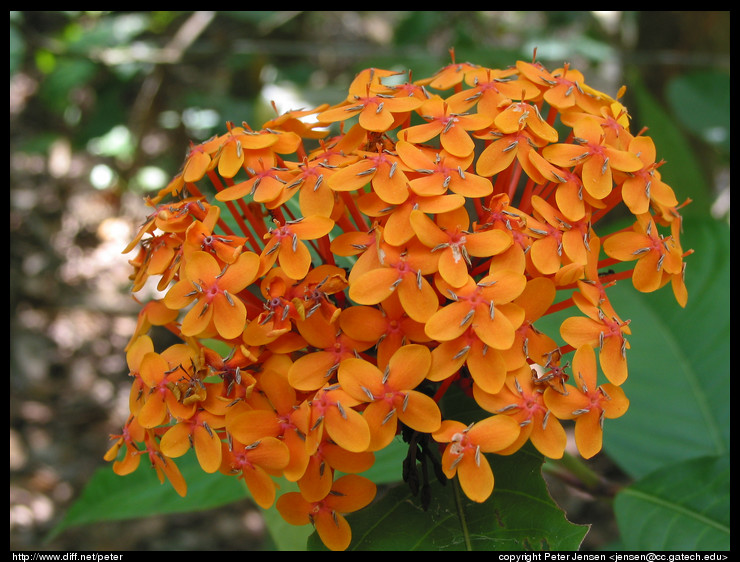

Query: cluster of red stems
[[107, 55, 691, 550]]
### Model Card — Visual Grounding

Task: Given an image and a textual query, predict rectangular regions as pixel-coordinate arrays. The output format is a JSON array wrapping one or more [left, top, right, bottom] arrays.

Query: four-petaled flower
[[164, 250, 260, 340], [544, 345, 629, 459], [338, 344, 442, 451], [543, 115, 643, 200], [276, 474, 377, 551], [432, 415, 521, 503]]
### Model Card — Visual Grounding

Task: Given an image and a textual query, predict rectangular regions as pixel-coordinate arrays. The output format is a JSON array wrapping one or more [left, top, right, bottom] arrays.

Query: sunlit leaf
[[48, 452, 249, 541]]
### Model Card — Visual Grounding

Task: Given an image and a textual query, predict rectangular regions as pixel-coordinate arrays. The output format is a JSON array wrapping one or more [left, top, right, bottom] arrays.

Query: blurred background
[[10, 11, 729, 551]]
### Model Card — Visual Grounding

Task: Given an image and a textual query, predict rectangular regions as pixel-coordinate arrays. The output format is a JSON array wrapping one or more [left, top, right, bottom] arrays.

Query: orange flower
[[135, 344, 201, 429], [359, 190, 466, 247], [446, 66, 541, 118], [428, 326, 511, 394], [159, 408, 225, 473], [432, 415, 521, 503], [516, 61, 606, 115], [104, 415, 146, 476], [318, 67, 422, 133], [395, 140, 493, 198], [228, 357, 311, 482], [276, 474, 377, 551], [338, 291, 429, 369], [338, 344, 441, 451], [297, 437, 374, 503], [140, 428, 187, 497], [527, 194, 593, 275], [398, 95, 493, 158], [328, 146, 411, 206], [542, 115, 642, 200], [475, 128, 550, 184], [617, 135, 679, 215], [409, 206, 512, 288], [559, 292, 631, 386], [182, 136, 222, 183], [425, 271, 527, 352], [214, 160, 293, 205], [182, 204, 247, 264], [287, 312, 375, 392], [602, 214, 684, 295], [111, 58, 693, 540], [281, 157, 339, 218], [415, 58, 480, 91], [303, 384, 371, 455], [164, 250, 260, 340], [544, 345, 629, 459], [348, 237, 440, 324], [259, 216, 335, 281], [473, 364, 567, 459], [219, 437, 290, 509]]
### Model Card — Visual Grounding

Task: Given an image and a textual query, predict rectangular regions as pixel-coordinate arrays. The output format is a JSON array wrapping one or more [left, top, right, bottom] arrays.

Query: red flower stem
[[469, 257, 492, 278], [535, 180, 558, 203], [206, 171, 264, 253], [237, 288, 269, 315], [507, 160, 523, 202], [340, 191, 370, 231], [317, 235, 336, 266], [491, 161, 512, 197], [336, 211, 359, 234], [544, 296, 575, 316], [433, 372, 459, 403], [590, 188, 624, 225], [543, 102, 558, 128], [597, 268, 634, 284], [184, 181, 237, 237]]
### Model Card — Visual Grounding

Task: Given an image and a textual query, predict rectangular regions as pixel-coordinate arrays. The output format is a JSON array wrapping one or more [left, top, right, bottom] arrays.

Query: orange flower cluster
[[107, 54, 691, 551]]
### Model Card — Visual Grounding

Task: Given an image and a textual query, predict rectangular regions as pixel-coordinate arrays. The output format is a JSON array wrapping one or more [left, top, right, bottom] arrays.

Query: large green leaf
[[602, 218, 730, 478], [665, 71, 730, 154], [48, 451, 249, 541], [309, 444, 588, 551], [614, 454, 730, 551]]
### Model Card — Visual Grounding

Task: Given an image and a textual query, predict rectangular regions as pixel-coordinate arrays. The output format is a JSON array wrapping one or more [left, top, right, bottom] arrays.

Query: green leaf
[[308, 444, 588, 551], [354, 435, 409, 484], [260, 479, 315, 551], [48, 451, 248, 541], [602, 218, 730, 478], [614, 454, 730, 551], [666, 71, 730, 153]]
